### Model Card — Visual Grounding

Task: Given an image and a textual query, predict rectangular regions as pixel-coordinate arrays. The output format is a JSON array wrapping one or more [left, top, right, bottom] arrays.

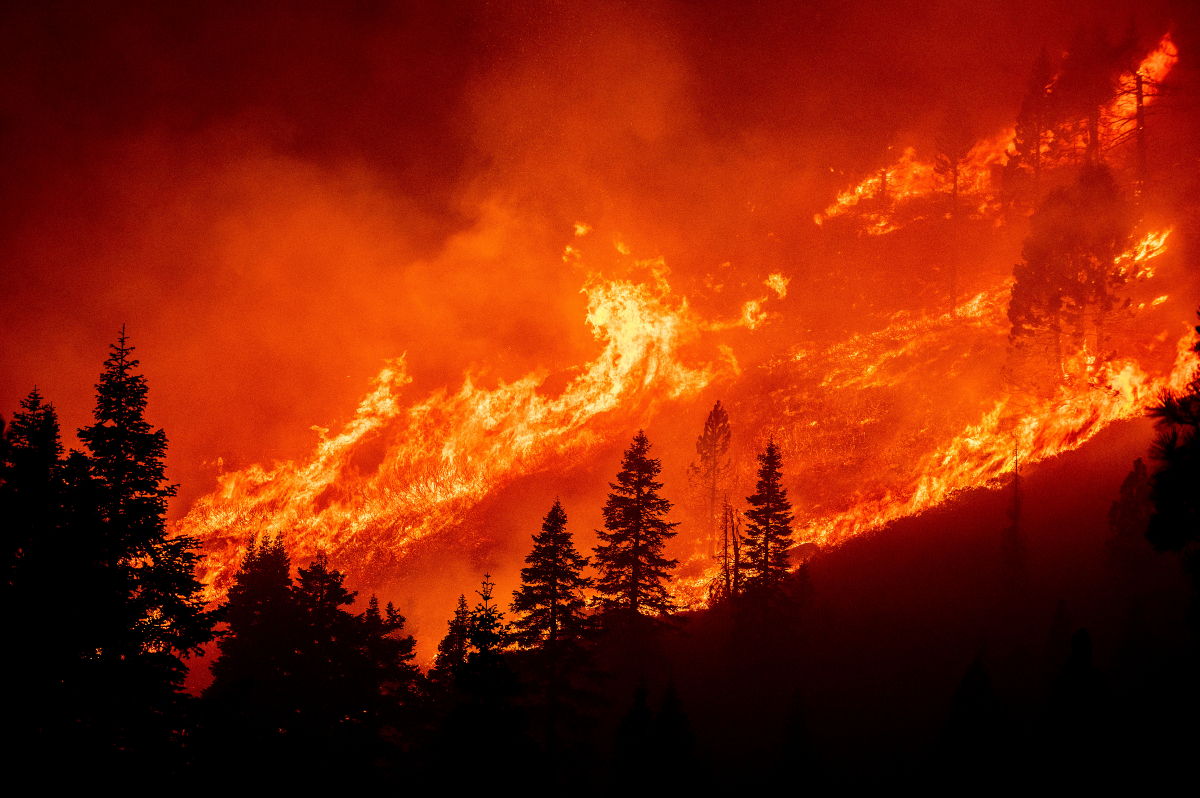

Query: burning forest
[[3, 0, 1200, 788]]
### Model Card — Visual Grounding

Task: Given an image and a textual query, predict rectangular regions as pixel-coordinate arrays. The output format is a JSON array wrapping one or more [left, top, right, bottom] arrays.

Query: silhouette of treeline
[[6, 321, 1199, 786]]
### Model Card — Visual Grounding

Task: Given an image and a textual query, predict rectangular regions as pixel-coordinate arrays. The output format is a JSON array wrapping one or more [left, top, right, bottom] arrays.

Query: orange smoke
[[180, 250, 736, 600]]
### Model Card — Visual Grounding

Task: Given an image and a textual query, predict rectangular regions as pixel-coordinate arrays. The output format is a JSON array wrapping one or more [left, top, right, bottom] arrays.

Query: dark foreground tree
[[511, 500, 596, 760], [511, 499, 593, 650], [430, 593, 471, 692], [1003, 165, 1135, 397], [594, 431, 679, 619], [1145, 310, 1200, 631], [742, 439, 795, 593]]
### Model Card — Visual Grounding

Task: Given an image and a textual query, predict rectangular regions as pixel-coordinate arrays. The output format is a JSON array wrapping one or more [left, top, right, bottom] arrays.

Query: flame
[[817, 34, 1178, 235], [181, 261, 722, 600], [671, 229, 1179, 609]]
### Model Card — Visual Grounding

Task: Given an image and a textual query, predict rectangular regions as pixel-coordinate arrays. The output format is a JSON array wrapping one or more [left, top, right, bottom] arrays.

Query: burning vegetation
[[3, 1, 1200, 787]]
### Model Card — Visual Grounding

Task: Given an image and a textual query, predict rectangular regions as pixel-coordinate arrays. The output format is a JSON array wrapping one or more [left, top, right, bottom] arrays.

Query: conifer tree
[[70, 329, 214, 758], [594, 430, 679, 618], [688, 401, 732, 555], [742, 439, 795, 591], [431, 594, 471, 688], [207, 533, 295, 697], [510, 499, 593, 650], [3, 388, 69, 753], [3, 387, 63, 593], [1145, 309, 1200, 632], [76, 329, 214, 675]]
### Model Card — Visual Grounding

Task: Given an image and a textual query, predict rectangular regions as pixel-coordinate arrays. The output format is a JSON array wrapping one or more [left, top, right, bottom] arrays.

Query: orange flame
[[817, 34, 1178, 235], [181, 261, 726, 600]]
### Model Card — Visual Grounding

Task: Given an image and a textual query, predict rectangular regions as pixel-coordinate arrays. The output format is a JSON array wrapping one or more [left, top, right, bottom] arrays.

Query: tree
[[1010, 48, 1054, 193], [431, 593, 471, 689], [511, 499, 593, 649], [593, 430, 680, 619], [687, 401, 732, 556], [1145, 310, 1200, 631], [72, 329, 215, 760], [1053, 25, 1126, 164], [207, 533, 295, 700], [742, 439, 795, 591], [1003, 165, 1135, 397], [76, 329, 214, 672], [709, 494, 744, 603], [3, 388, 69, 756]]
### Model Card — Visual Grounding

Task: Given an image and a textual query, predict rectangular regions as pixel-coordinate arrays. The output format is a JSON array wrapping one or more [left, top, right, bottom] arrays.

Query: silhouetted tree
[[208, 534, 295, 697], [710, 494, 744, 603], [73, 329, 215, 760], [594, 431, 679, 619], [742, 439, 795, 593], [510, 500, 595, 756], [1010, 48, 1054, 194], [2, 388, 63, 592], [1003, 165, 1134, 397], [3, 388, 69, 758], [430, 594, 471, 691], [612, 683, 655, 782], [511, 499, 593, 650], [1145, 311, 1200, 631], [687, 401, 732, 555]]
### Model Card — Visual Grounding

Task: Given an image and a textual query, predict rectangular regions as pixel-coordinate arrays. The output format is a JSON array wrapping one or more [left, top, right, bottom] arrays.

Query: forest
[[3, 1, 1200, 789]]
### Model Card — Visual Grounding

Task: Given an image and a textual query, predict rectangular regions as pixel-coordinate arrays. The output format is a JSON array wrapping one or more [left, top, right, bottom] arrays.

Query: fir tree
[[3, 387, 63, 592], [207, 533, 295, 698], [510, 499, 593, 650], [76, 328, 214, 674], [431, 594, 471, 689], [1145, 309, 1200, 632], [742, 439, 795, 591], [687, 401, 732, 556], [594, 430, 680, 618], [67, 329, 214, 763]]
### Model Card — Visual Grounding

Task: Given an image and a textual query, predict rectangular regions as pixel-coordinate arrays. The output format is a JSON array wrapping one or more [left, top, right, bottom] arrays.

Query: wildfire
[[816, 34, 1178, 235], [670, 228, 1181, 609], [180, 259, 724, 600]]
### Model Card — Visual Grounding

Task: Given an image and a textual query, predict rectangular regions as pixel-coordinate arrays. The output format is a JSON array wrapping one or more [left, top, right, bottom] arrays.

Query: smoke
[[3, 0, 1198, 669]]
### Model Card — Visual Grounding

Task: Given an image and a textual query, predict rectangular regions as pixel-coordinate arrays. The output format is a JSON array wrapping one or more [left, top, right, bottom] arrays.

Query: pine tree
[[742, 439, 795, 591], [3, 388, 69, 755], [687, 401, 732, 556], [1145, 309, 1200, 632], [431, 594, 471, 688], [594, 430, 680, 618], [1011, 48, 1054, 193], [68, 329, 214, 762], [76, 329, 214, 674], [3, 387, 63, 593], [510, 499, 593, 650], [207, 533, 295, 698]]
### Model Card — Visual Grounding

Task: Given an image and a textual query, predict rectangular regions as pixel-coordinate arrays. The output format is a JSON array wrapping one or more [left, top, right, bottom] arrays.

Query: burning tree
[[742, 439, 795, 592], [1146, 311, 1200, 630], [593, 430, 679, 619], [687, 401, 732, 556], [1004, 164, 1135, 397]]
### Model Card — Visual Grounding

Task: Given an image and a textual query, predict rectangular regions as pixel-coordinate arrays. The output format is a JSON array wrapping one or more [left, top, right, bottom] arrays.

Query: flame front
[[181, 268, 720, 600]]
